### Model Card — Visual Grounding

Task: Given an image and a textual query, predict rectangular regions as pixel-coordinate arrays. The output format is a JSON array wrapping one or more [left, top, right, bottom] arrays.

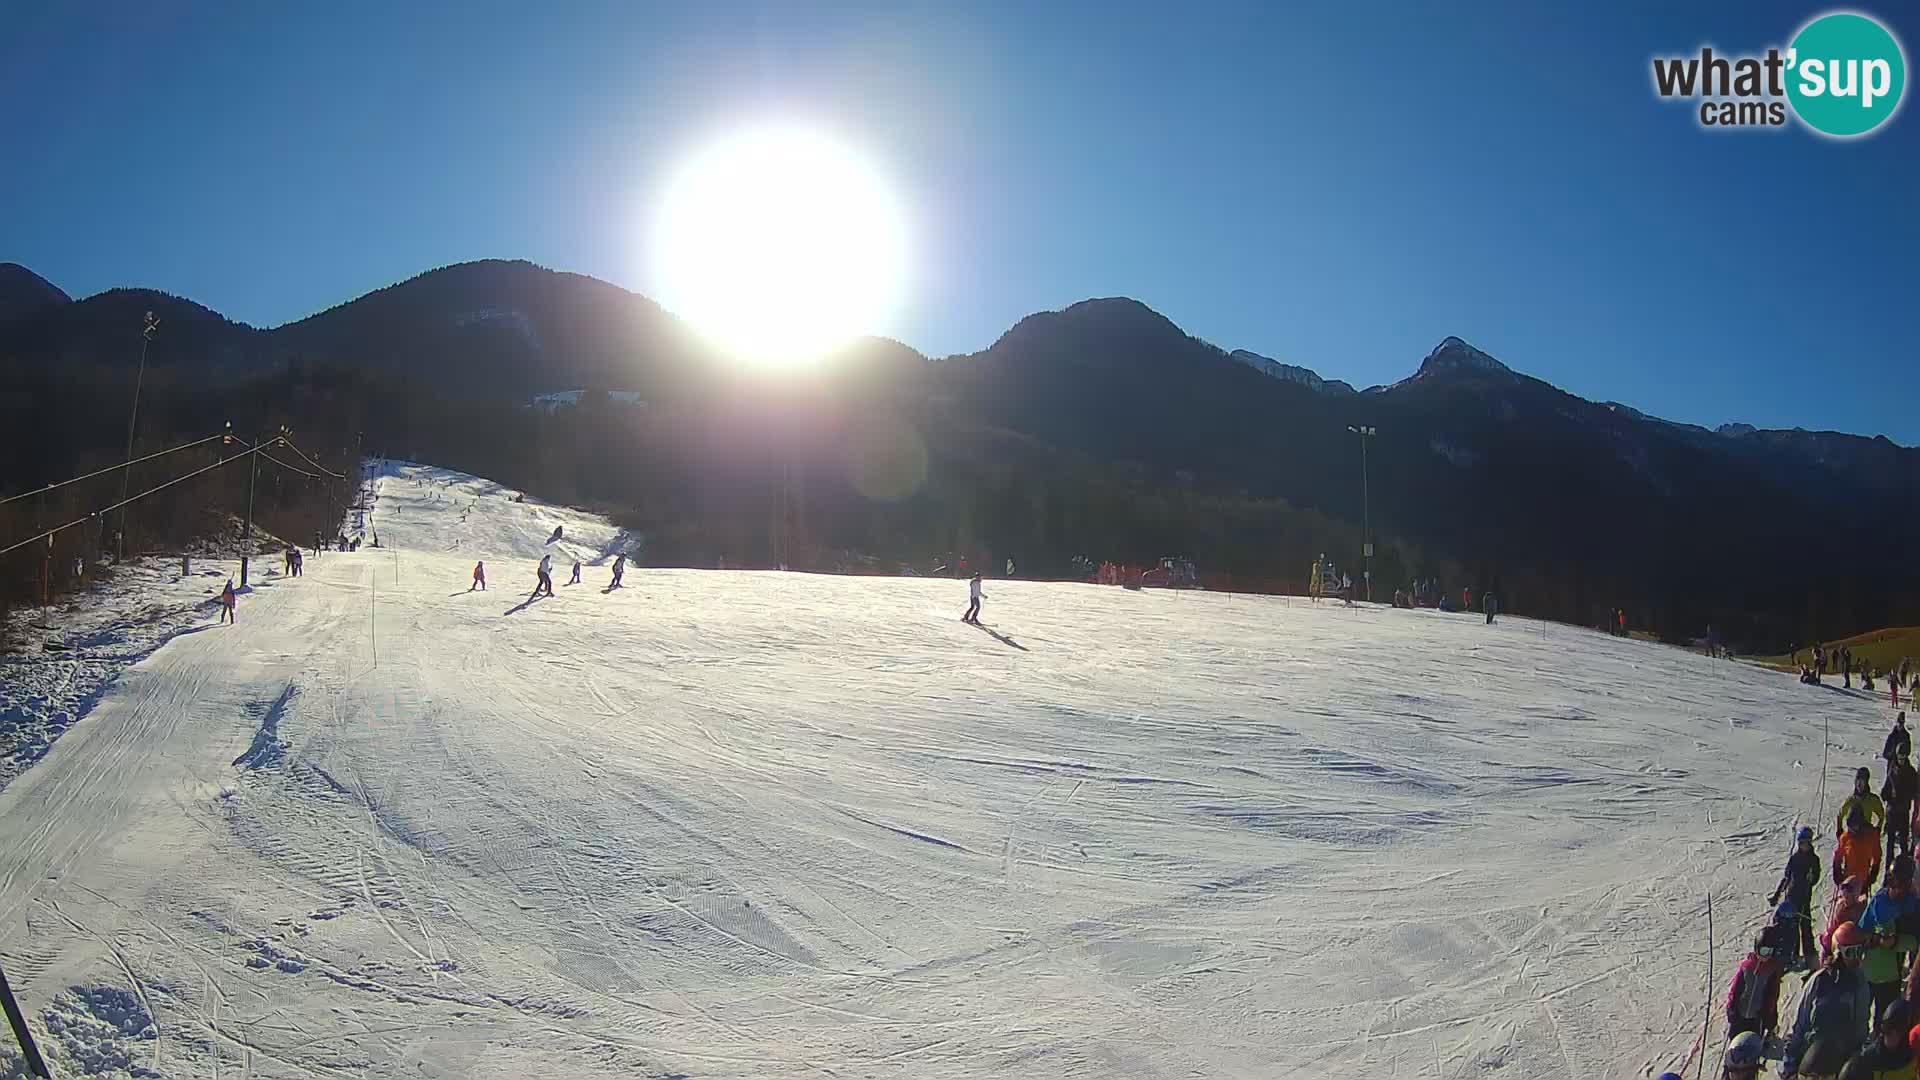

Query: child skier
[[1772, 825, 1823, 969], [569, 560, 582, 586], [1823, 874, 1872, 966], [962, 572, 984, 624], [1721, 1031, 1764, 1079], [471, 561, 486, 591], [1835, 807, 1884, 891], [610, 553, 625, 589], [1724, 926, 1785, 1043], [218, 579, 237, 625]]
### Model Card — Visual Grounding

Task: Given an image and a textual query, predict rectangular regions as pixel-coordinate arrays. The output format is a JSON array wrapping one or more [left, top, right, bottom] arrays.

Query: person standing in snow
[[1484, 591, 1499, 625], [535, 554, 554, 598], [569, 560, 582, 586], [219, 579, 237, 625], [1856, 855, 1918, 1016], [1886, 714, 1911, 768], [1725, 926, 1786, 1043], [610, 553, 625, 589], [471, 561, 487, 591], [1884, 749, 1918, 865], [1006, 556, 1015, 577], [1840, 767, 1890, 838], [1836, 806, 1884, 891], [1774, 825, 1823, 969], [962, 572, 984, 624], [1781, 920, 1873, 1079], [1845, 647, 1855, 689]]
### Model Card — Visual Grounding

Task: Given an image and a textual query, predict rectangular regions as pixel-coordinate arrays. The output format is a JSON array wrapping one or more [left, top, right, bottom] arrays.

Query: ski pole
[[1700, 891, 1714, 1080]]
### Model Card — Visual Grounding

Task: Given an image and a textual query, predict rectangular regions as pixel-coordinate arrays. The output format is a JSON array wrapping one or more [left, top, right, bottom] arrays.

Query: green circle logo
[[1787, 12, 1907, 137]]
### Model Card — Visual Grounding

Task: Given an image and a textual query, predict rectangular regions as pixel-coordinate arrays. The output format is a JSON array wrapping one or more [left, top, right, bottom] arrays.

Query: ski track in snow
[[0, 459, 1899, 1078]]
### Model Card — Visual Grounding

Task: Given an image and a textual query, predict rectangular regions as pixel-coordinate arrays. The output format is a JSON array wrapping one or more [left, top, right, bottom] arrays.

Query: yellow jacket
[[1839, 791, 1889, 833]]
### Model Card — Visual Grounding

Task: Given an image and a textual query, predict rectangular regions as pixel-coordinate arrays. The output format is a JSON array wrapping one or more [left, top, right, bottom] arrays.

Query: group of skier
[[1685, 711, 1920, 1078], [484, 549, 629, 599]]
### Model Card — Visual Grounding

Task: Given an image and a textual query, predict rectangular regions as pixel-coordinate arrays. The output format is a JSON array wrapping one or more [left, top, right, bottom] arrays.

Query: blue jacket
[[1859, 888, 1920, 985]]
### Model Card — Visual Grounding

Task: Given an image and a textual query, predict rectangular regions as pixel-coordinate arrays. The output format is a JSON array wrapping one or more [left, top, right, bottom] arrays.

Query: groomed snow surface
[[0, 462, 1896, 1078]]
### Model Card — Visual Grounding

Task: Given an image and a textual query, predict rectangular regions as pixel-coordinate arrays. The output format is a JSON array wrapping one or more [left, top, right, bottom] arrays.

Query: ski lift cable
[[0, 440, 289, 560], [0, 432, 227, 508], [275, 437, 346, 479]]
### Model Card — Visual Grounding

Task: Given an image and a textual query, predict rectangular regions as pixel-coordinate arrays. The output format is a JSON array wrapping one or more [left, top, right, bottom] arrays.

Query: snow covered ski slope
[[0, 462, 1897, 1078]]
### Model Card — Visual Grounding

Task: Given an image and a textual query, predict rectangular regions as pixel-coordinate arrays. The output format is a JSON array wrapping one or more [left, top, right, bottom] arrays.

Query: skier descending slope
[[534, 554, 554, 598], [610, 553, 625, 589], [471, 561, 487, 591], [1781, 921, 1872, 1078], [962, 572, 984, 624], [569, 560, 582, 586], [548, 524, 564, 545]]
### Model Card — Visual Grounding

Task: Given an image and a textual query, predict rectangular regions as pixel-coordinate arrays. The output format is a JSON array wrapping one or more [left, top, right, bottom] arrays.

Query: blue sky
[[4, 1, 1916, 440]]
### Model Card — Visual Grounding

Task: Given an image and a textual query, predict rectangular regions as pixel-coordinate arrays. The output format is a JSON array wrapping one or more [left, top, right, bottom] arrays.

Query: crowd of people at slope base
[[1674, 687, 1920, 1079], [1798, 647, 1918, 711]]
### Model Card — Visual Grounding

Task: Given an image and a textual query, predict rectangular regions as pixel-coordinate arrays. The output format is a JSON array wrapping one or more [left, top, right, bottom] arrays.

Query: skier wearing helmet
[[1836, 806, 1884, 891], [1857, 854, 1920, 1016], [1774, 825, 1824, 969], [1782, 920, 1873, 1078], [1725, 926, 1785, 1043], [1723, 1030, 1764, 1078], [1838, 997, 1914, 1078]]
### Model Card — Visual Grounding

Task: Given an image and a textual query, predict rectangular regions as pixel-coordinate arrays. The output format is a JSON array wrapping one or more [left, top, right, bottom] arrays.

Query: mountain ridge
[[0, 258, 1904, 449]]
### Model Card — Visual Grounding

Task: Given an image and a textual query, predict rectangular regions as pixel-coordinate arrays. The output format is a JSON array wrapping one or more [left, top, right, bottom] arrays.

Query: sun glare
[[653, 125, 908, 368]]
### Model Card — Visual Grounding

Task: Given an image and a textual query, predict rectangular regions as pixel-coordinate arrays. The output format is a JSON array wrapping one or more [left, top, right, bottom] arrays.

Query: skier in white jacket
[[535, 554, 554, 597], [963, 572, 985, 624]]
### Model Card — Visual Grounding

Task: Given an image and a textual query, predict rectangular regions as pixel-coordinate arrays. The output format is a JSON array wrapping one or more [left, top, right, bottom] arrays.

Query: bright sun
[[653, 125, 908, 368]]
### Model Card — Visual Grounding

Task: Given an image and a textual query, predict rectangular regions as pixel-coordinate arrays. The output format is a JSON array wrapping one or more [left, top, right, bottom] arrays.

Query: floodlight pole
[[1348, 425, 1376, 603]]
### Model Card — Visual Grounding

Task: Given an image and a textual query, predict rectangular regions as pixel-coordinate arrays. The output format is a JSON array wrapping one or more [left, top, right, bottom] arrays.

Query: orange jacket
[[1836, 831, 1884, 887]]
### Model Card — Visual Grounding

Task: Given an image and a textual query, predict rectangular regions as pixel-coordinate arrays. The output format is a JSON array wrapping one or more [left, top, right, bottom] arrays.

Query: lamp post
[[113, 311, 160, 560], [1347, 425, 1376, 603]]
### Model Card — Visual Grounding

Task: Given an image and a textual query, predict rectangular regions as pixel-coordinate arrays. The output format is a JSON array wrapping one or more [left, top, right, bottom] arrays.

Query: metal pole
[[1361, 432, 1372, 603], [0, 961, 50, 1079], [114, 312, 159, 560]]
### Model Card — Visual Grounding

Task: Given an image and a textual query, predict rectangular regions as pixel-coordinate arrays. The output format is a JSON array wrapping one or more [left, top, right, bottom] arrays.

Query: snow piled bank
[[0, 460, 1898, 1079], [1, 558, 237, 793]]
